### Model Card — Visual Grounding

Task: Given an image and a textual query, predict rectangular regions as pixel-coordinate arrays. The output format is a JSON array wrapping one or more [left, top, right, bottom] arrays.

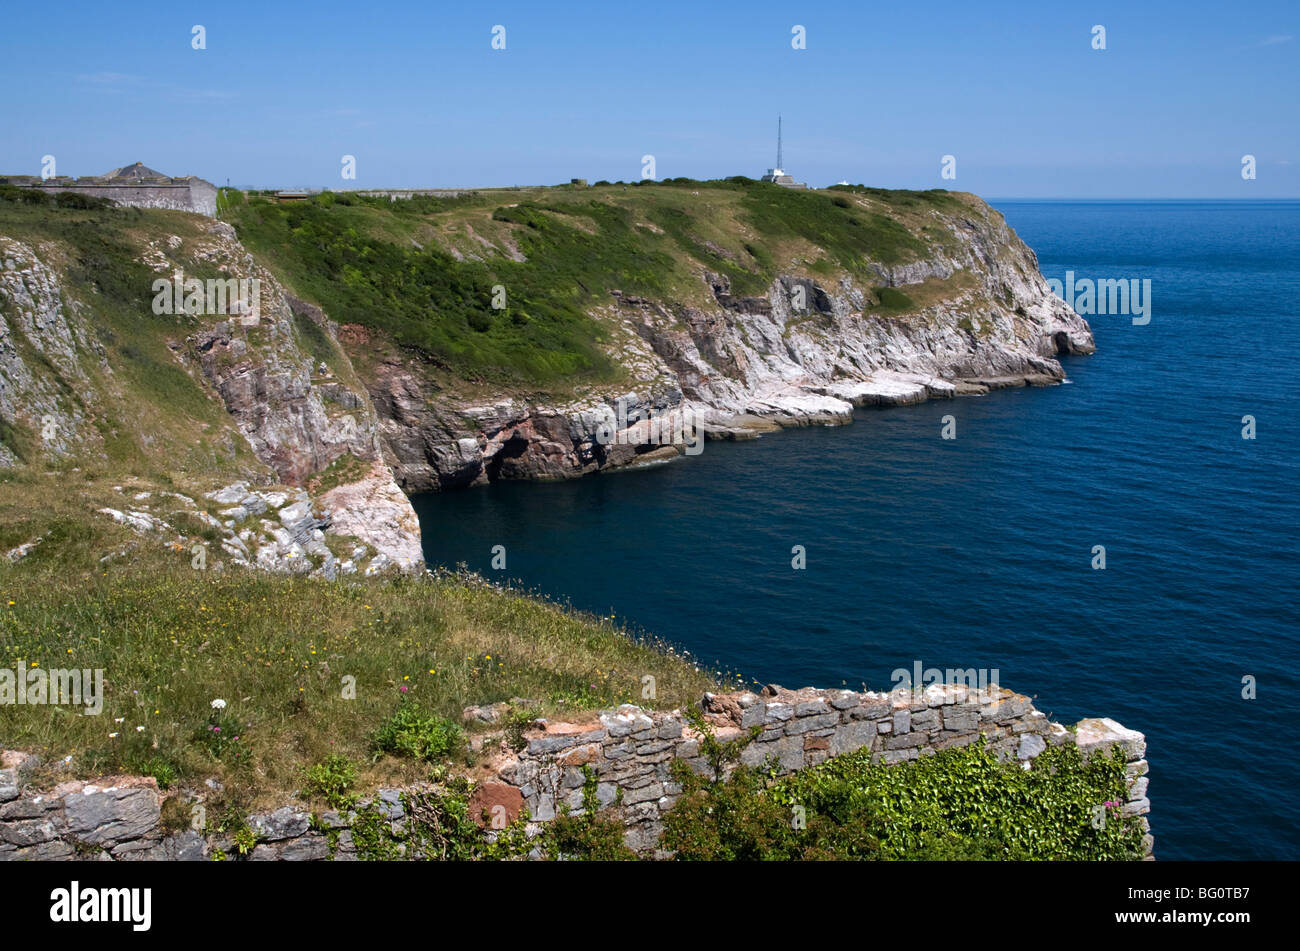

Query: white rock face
[[0, 238, 103, 463], [366, 199, 1095, 493], [319, 463, 424, 571]]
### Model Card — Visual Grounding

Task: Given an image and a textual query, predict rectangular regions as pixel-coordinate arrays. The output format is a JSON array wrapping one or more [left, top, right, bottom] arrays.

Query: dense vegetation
[[658, 713, 1145, 860], [225, 179, 966, 389]]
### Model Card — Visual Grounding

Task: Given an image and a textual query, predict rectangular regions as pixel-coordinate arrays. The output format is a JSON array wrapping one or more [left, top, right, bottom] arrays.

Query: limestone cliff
[[354, 194, 1093, 493], [2, 184, 1092, 566], [0, 217, 420, 574]]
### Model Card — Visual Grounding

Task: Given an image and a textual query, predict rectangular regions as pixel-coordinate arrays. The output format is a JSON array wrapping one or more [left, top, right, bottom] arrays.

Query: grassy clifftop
[[0, 513, 724, 809], [225, 179, 973, 390], [0, 186, 724, 808]]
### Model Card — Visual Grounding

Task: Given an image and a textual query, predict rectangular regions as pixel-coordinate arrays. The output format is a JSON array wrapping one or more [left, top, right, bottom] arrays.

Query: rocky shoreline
[[3, 192, 1093, 576], [358, 201, 1094, 493]]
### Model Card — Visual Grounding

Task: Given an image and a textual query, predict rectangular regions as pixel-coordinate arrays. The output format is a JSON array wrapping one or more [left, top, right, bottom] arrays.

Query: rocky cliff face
[[0, 237, 106, 466], [360, 199, 1093, 494], [0, 221, 421, 573], [3, 191, 1092, 567]]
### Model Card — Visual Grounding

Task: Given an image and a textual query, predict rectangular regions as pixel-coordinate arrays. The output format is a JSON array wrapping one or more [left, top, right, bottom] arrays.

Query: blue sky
[[2, 0, 1296, 197]]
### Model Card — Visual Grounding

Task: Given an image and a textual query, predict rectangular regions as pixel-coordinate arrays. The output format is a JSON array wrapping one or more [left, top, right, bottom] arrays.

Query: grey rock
[[794, 699, 830, 717], [657, 719, 683, 739], [910, 709, 940, 731], [829, 691, 860, 710], [248, 806, 310, 841], [941, 710, 978, 732], [63, 786, 159, 846], [280, 834, 331, 861], [785, 713, 839, 735], [763, 702, 794, 723], [1016, 734, 1047, 760], [0, 817, 60, 847], [830, 719, 876, 756]]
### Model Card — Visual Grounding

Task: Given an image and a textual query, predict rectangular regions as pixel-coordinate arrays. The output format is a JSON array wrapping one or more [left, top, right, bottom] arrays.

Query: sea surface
[[413, 200, 1300, 860]]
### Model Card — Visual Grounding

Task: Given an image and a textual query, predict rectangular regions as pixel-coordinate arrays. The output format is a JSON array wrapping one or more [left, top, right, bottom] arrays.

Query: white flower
[[114, 717, 124, 724], [211, 699, 227, 710], [108, 732, 119, 739], [136, 726, 145, 732]]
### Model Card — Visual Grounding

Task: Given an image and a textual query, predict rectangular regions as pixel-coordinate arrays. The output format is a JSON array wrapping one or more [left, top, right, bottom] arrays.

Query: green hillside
[[225, 179, 971, 389]]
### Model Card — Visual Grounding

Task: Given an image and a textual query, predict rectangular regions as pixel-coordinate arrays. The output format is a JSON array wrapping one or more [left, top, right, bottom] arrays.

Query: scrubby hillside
[[0, 184, 1143, 862], [225, 179, 1094, 492], [0, 187, 419, 577]]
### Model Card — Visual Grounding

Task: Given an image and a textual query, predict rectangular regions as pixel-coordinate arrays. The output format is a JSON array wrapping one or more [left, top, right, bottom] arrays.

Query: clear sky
[[2, 0, 1296, 197]]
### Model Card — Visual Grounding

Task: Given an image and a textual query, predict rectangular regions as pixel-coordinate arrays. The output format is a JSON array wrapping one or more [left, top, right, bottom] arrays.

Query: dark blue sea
[[413, 201, 1300, 861]]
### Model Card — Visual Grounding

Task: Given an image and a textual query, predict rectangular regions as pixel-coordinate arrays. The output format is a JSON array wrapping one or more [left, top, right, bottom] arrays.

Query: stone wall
[[26, 181, 217, 216], [0, 685, 1152, 861], [490, 683, 1153, 855]]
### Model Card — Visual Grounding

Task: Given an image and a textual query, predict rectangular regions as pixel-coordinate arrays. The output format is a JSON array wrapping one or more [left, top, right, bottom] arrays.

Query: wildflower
[[211, 698, 227, 710], [108, 733, 119, 739], [212, 726, 221, 733], [400, 685, 408, 693], [114, 717, 124, 724], [136, 726, 145, 733]]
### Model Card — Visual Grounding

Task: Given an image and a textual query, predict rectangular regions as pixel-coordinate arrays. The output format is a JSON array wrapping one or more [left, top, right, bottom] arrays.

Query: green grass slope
[[225, 179, 974, 392]]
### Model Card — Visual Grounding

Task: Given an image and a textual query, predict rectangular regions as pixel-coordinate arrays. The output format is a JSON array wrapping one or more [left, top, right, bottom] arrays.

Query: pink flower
[[400, 685, 408, 693]]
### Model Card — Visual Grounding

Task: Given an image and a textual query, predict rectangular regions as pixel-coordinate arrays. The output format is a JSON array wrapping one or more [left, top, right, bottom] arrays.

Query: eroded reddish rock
[[468, 782, 523, 829]]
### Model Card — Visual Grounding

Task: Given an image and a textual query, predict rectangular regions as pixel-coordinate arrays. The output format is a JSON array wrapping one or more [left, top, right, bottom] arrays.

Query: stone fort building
[[1, 162, 217, 216]]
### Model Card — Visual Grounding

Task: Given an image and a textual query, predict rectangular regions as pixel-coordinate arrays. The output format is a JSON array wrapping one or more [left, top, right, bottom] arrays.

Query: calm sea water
[[414, 201, 1300, 860]]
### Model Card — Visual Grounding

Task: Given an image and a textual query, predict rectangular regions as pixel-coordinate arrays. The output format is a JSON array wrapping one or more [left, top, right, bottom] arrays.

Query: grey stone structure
[[1, 163, 217, 216], [0, 683, 1151, 861]]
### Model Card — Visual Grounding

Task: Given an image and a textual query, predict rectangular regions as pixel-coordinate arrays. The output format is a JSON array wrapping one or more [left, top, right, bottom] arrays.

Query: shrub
[[662, 732, 1146, 861], [542, 766, 635, 861], [301, 754, 358, 809], [372, 701, 464, 762]]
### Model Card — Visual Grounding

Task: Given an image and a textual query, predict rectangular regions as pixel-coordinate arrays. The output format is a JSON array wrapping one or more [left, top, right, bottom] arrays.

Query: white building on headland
[[760, 117, 808, 189]]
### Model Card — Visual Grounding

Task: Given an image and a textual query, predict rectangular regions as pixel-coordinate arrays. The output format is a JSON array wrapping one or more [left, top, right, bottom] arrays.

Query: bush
[[371, 701, 464, 762], [301, 754, 358, 809], [542, 765, 635, 861], [661, 713, 1145, 861], [351, 780, 532, 861]]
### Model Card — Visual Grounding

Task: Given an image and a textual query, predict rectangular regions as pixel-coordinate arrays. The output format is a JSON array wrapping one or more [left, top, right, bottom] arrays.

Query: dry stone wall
[[490, 683, 1153, 855], [0, 685, 1152, 861]]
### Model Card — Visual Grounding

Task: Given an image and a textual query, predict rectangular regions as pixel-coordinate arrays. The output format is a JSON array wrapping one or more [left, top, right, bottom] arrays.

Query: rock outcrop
[[359, 200, 1095, 493], [0, 222, 423, 573]]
